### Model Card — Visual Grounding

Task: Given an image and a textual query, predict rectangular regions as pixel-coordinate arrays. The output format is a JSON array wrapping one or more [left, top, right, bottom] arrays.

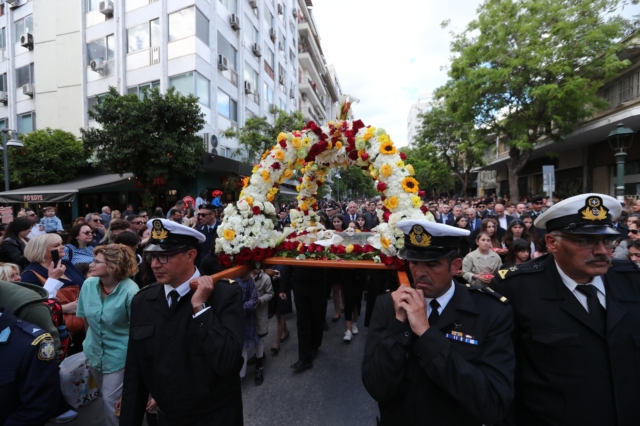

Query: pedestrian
[[494, 193, 640, 425], [100, 206, 112, 229], [100, 219, 131, 244], [248, 268, 274, 386], [119, 219, 244, 425], [40, 206, 64, 234], [499, 238, 531, 269], [462, 231, 502, 286], [238, 272, 259, 382], [63, 223, 96, 265], [76, 244, 139, 426], [0, 217, 32, 270], [362, 219, 514, 425], [267, 265, 292, 355], [85, 212, 107, 247], [194, 204, 219, 266]]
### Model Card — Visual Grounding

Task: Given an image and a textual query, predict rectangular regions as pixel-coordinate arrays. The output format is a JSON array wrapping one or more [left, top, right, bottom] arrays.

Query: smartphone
[[51, 249, 60, 268]]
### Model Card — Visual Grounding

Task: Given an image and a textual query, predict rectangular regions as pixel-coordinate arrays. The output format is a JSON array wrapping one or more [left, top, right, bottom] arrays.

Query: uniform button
[[404, 331, 410, 338], [199, 323, 204, 328]]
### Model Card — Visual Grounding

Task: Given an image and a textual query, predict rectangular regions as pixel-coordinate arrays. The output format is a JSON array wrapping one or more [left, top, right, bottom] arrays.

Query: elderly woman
[[63, 223, 96, 265], [0, 217, 33, 269], [0, 262, 21, 282], [76, 244, 139, 426]]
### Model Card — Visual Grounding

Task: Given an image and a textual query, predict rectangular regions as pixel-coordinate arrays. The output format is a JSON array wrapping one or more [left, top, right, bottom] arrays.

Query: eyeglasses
[[553, 234, 616, 249], [81, 231, 93, 235], [629, 229, 638, 235], [27, 213, 36, 217], [144, 251, 185, 265], [90, 259, 107, 265], [197, 213, 211, 217], [132, 221, 144, 225], [92, 219, 101, 223]]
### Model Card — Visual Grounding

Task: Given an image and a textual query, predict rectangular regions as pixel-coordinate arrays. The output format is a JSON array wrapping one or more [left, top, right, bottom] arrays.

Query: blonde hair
[[93, 244, 138, 281], [0, 262, 20, 281], [24, 234, 63, 263]]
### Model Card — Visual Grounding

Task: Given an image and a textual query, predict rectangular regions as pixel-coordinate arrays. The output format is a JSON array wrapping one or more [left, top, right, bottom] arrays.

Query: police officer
[[0, 307, 60, 426], [362, 220, 515, 425], [119, 219, 244, 425], [494, 193, 640, 426]]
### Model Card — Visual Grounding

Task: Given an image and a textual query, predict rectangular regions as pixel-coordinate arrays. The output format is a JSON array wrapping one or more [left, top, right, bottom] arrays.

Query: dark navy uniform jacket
[[0, 307, 60, 426]]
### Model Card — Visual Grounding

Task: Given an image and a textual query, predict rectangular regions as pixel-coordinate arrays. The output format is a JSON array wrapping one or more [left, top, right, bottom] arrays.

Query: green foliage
[[413, 102, 488, 195], [401, 146, 455, 197], [222, 108, 305, 163], [331, 166, 377, 201], [81, 87, 205, 206], [441, 0, 636, 199], [7, 128, 88, 187]]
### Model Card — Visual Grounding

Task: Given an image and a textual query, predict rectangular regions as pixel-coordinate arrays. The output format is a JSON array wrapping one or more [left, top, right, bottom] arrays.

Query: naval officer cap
[[396, 219, 470, 262], [144, 218, 206, 253], [534, 193, 622, 236]]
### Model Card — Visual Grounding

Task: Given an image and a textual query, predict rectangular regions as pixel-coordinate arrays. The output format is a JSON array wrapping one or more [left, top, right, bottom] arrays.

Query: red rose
[[393, 257, 405, 270], [336, 245, 346, 255], [399, 152, 407, 160], [235, 248, 252, 263], [348, 150, 359, 160], [252, 247, 266, 261], [271, 162, 281, 170], [252, 206, 261, 215], [352, 244, 363, 254], [330, 245, 336, 253], [298, 244, 307, 253], [361, 152, 369, 161], [315, 245, 324, 253], [279, 140, 287, 148], [363, 244, 376, 253], [383, 210, 392, 222], [377, 182, 387, 192], [381, 254, 394, 265], [420, 205, 428, 214], [218, 254, 232, 267], [307, 243, 317, 253], [352, 120, 365, 133], [381, 196, 386, 201], [418, 190, 425, 197]]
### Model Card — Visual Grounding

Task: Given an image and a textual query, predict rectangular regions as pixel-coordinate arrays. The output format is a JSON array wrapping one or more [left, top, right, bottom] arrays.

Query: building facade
[[406, 93, 432, 148]]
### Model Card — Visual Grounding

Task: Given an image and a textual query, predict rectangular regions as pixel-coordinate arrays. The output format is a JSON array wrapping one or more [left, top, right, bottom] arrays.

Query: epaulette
[[496, 261, 545, 281], [610, 258, 640, 273], [466, 283, 508, 304], [135, 282, 160, 296], [14, 319, 47, 337]]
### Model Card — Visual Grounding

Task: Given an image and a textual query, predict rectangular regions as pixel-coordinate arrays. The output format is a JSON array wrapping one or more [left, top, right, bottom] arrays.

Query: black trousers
[[292, 269, 327, 363]]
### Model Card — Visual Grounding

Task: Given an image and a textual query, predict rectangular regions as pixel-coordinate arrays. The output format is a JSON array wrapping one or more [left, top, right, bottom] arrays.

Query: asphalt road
[[51, 296, 380, 426]]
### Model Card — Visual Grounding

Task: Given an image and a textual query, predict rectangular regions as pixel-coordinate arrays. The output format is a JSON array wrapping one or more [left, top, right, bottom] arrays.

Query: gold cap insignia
[[579, 196, 609, 221], [409, 224, 432, 247], [151, 219, 169, 240]]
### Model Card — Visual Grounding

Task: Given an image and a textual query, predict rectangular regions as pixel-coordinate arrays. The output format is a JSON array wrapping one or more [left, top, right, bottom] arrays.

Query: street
[[52, 296, 379, 426]]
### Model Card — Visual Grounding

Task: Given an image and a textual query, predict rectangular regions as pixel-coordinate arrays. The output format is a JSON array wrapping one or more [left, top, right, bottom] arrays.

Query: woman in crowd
[[328, 214, 345, 322], [501, 238, 532, 269], [462, 232, 502, 286], [63, 223, 96, 265], [100, 219, 131, 244], [239, 273, 259, 382], [347, 220, 359, 232], [355, 214, 368, 231], [250, 269, 274, 386], [73, 217, 87, 226], [0, 262, 21, 281], [267, 265, 292, 355], [502, 219, 534, 253], [111, 210, 121, 220], [0, 217, 32, 270], [470, 218, 501, 251], [113, 231, 142, 265], [76, 244, 139, 426], [520, 213, 540, 248], [342, 267, 363, 343], [454, 215, 471, 256]]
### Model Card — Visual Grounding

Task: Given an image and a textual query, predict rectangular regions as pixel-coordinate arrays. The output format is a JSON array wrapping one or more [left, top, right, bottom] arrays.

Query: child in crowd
[[462, 231, 502, 286], [40, 207, 63, 234]]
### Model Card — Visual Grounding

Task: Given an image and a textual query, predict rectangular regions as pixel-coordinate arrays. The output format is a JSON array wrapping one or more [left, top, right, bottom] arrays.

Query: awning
[[0, 173, 135, 203], [278, 185, 298, 196]]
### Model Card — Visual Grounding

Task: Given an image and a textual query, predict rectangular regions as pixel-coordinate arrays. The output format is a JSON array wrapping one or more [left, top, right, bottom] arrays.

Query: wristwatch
[[192, 302, 209, 314]]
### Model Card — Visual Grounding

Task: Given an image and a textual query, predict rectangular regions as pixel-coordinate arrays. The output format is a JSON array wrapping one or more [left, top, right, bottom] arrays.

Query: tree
[[221, 108, 305, 163], [414, 102, 488, 195], [401, 146, 456, 198], [6, 128, 88, 188], [442, 0, 636, 200], [331, 166, 377, 201], [81, 87, 205, 208]]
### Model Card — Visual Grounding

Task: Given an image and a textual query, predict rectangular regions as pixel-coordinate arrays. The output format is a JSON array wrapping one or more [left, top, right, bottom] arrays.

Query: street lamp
[[607, 123, 635, 201], [334, 172, 341, 201], [0, 129, 23, 192]]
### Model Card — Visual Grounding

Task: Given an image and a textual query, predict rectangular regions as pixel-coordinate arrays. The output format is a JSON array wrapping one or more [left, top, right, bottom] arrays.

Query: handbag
[[26, 270, 85, 334]]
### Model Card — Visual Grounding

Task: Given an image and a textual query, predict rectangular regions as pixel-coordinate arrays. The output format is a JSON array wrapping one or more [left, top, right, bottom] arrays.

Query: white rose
[[241, 219, 249, 226], [264, 202, 276, 215], [248, 218, 255, 225], [237, 199, 250, 213], [395, 238, 405, 249]]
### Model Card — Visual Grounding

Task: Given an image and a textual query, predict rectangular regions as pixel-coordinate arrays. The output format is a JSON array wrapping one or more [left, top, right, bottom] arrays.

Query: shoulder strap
[[23, 269, 47, 285]]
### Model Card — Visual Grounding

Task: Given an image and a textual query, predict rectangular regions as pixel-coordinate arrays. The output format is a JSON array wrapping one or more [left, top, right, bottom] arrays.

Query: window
[[619, 75, 633, 103], [86, 0, 100, 11], [244, 24, 258, 47], [263, 83, 273, 104], [87, 35, 115, 64], [88, 93, 107, 112], [279, 98, 286, 110], [0, 73, 6, 92], [0, 120, 6, 131], [263, 10, 273, 35], [127, 19, 160, 53], [244, 63, 258, 89], [16, 63, 34, 87], [127, 81, 160, 99], [0, 28, 6, 50], [15, 15, 33, 36], [169, 7, 209, 46], [217, 89, 237, 121], [266, 48, 275, 69], [219, 0, 237, 13], [169, 72, 210, 107], [17, 112, 35, 134], [289, 48, 295, 63], [217, 34, 237, 70], [245, 108, 256, 119]]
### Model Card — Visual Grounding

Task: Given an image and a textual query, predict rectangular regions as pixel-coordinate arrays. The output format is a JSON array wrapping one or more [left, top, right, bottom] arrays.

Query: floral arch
[[214, 118, 429, 268]]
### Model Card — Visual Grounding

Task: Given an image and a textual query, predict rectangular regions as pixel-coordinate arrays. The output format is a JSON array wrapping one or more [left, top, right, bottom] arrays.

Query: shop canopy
[[0, 173, 134, 203]]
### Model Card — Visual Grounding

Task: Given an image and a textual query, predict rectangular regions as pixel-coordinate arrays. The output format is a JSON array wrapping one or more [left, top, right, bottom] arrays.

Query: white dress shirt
[[163, 268, 210, 317], [555, 261, 606, 311], [498, 216, 508, 230], [425, 280, 456, 317]]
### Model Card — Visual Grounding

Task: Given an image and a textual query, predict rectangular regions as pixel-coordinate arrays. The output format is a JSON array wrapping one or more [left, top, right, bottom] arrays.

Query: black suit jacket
[[494, 255, 640, 426], [195, 222, 218, 266], [120, 280, 244, 426], [343, 213, 359, 226], [363, 211, 379, 230], [362, 282, 515, 426]]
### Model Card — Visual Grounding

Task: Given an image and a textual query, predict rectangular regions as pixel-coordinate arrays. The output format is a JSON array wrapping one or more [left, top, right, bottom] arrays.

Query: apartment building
[[406, 93, 432, 148]]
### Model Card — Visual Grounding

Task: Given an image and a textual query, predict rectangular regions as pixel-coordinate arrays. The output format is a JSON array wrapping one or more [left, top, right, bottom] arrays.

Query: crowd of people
[[0, 190, 639, 425]]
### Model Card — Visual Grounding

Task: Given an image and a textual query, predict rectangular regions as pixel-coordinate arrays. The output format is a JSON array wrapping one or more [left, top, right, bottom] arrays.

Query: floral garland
[[215, 119, 428, 267]]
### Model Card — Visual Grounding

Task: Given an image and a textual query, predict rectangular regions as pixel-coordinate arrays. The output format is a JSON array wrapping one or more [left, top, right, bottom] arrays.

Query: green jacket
[[0, 280, 60, 353]]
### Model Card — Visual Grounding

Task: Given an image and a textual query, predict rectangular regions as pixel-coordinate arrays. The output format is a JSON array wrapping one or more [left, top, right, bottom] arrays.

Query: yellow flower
[[303, 137, 311, 146], [304, 176, 310, 182], [275, 150, 285, 161], [358, 149, 366, 158], [335, 141, 343, 149], [345, 244, 354, 254], [283, 169, 293, 179], [310, 221, 316, 226], [245, 196, 254, 206], [296, 158, 305, 165], [266, 193, 275, 202], [406, 164, 415, 176], [252, 165, 258, 173], [327, 141, 333, 149], [402, 177, 419, 194], [396, 161, 405, 167], [242, 177, 249, 188], [317, 170, 325, 178], [411, 195, 422, 208], [370, 169, 379, 179], [300, 202, 309, 211], [223, 229, 236, 241], [384, 196, 399, 210], [262, 170, 270, 181], [379, 141, 397, 155], [380, 164, 393, 178], [292, 137, 301, 148], [278, 175, 286, 184], [291, 222, 297, 228], [277, 132, 287, 142], [378, 134, 390, 144], [363, 131, 374, 141], [296, 185, 301, 192], [381, 237, 391, 249]]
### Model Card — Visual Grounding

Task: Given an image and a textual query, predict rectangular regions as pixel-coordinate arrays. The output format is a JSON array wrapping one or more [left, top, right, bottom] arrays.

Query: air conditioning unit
[[22, 84, 34, 97], [301, 93, 308, 101], [278, 42, 284, 51], [90, 59, 106, 74], [292, 8, 297, 19], [0, 92, 7, 105], [269, 29, 276, 41], [20, 33, 33, 50], [278, 74, 285, 85], [218, 55, 229, 71], [230, 14, 240, 30], [244, 81, 253, 94], [99, 0, 114, 17], [5, 0, 19, 9], [248, 0, 258, 8], [277, 3, 283, 14], [289, 88, 295, 99], [252, 43, 262, 57]]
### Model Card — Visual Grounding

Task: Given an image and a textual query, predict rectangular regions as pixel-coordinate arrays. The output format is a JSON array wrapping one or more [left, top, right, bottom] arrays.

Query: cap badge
[[151, 219, 169, 240], [580, 196, 609, 221], [409, 225, 432, 247]]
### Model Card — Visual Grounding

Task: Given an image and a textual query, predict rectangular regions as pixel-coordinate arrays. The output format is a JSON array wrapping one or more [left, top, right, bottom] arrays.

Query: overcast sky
[[312, 0, 484, 147]]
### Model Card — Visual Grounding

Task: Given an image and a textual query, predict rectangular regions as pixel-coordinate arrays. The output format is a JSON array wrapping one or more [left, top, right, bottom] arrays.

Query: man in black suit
[[343, 201, 359, 225], [195, 204, 218, 266], [363, 201, 379, 230], [445, 205, 463, 226], [528, 195, 544, 220], [493, 203, 514, 230], [465, 208, 482, 232], [120, 219, 244, 426], [494, 193, 640, 426], [363, 219, 515, 425]]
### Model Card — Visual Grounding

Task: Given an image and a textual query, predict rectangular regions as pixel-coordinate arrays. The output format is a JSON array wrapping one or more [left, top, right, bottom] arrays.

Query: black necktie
[[169, 290, 180, 315], [428, 299, 440, 326], [575, 285, 606, 333]]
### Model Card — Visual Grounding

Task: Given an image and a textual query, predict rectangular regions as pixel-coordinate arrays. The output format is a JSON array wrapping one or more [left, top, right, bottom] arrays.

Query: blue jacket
[[21, 259, 86, 289]]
